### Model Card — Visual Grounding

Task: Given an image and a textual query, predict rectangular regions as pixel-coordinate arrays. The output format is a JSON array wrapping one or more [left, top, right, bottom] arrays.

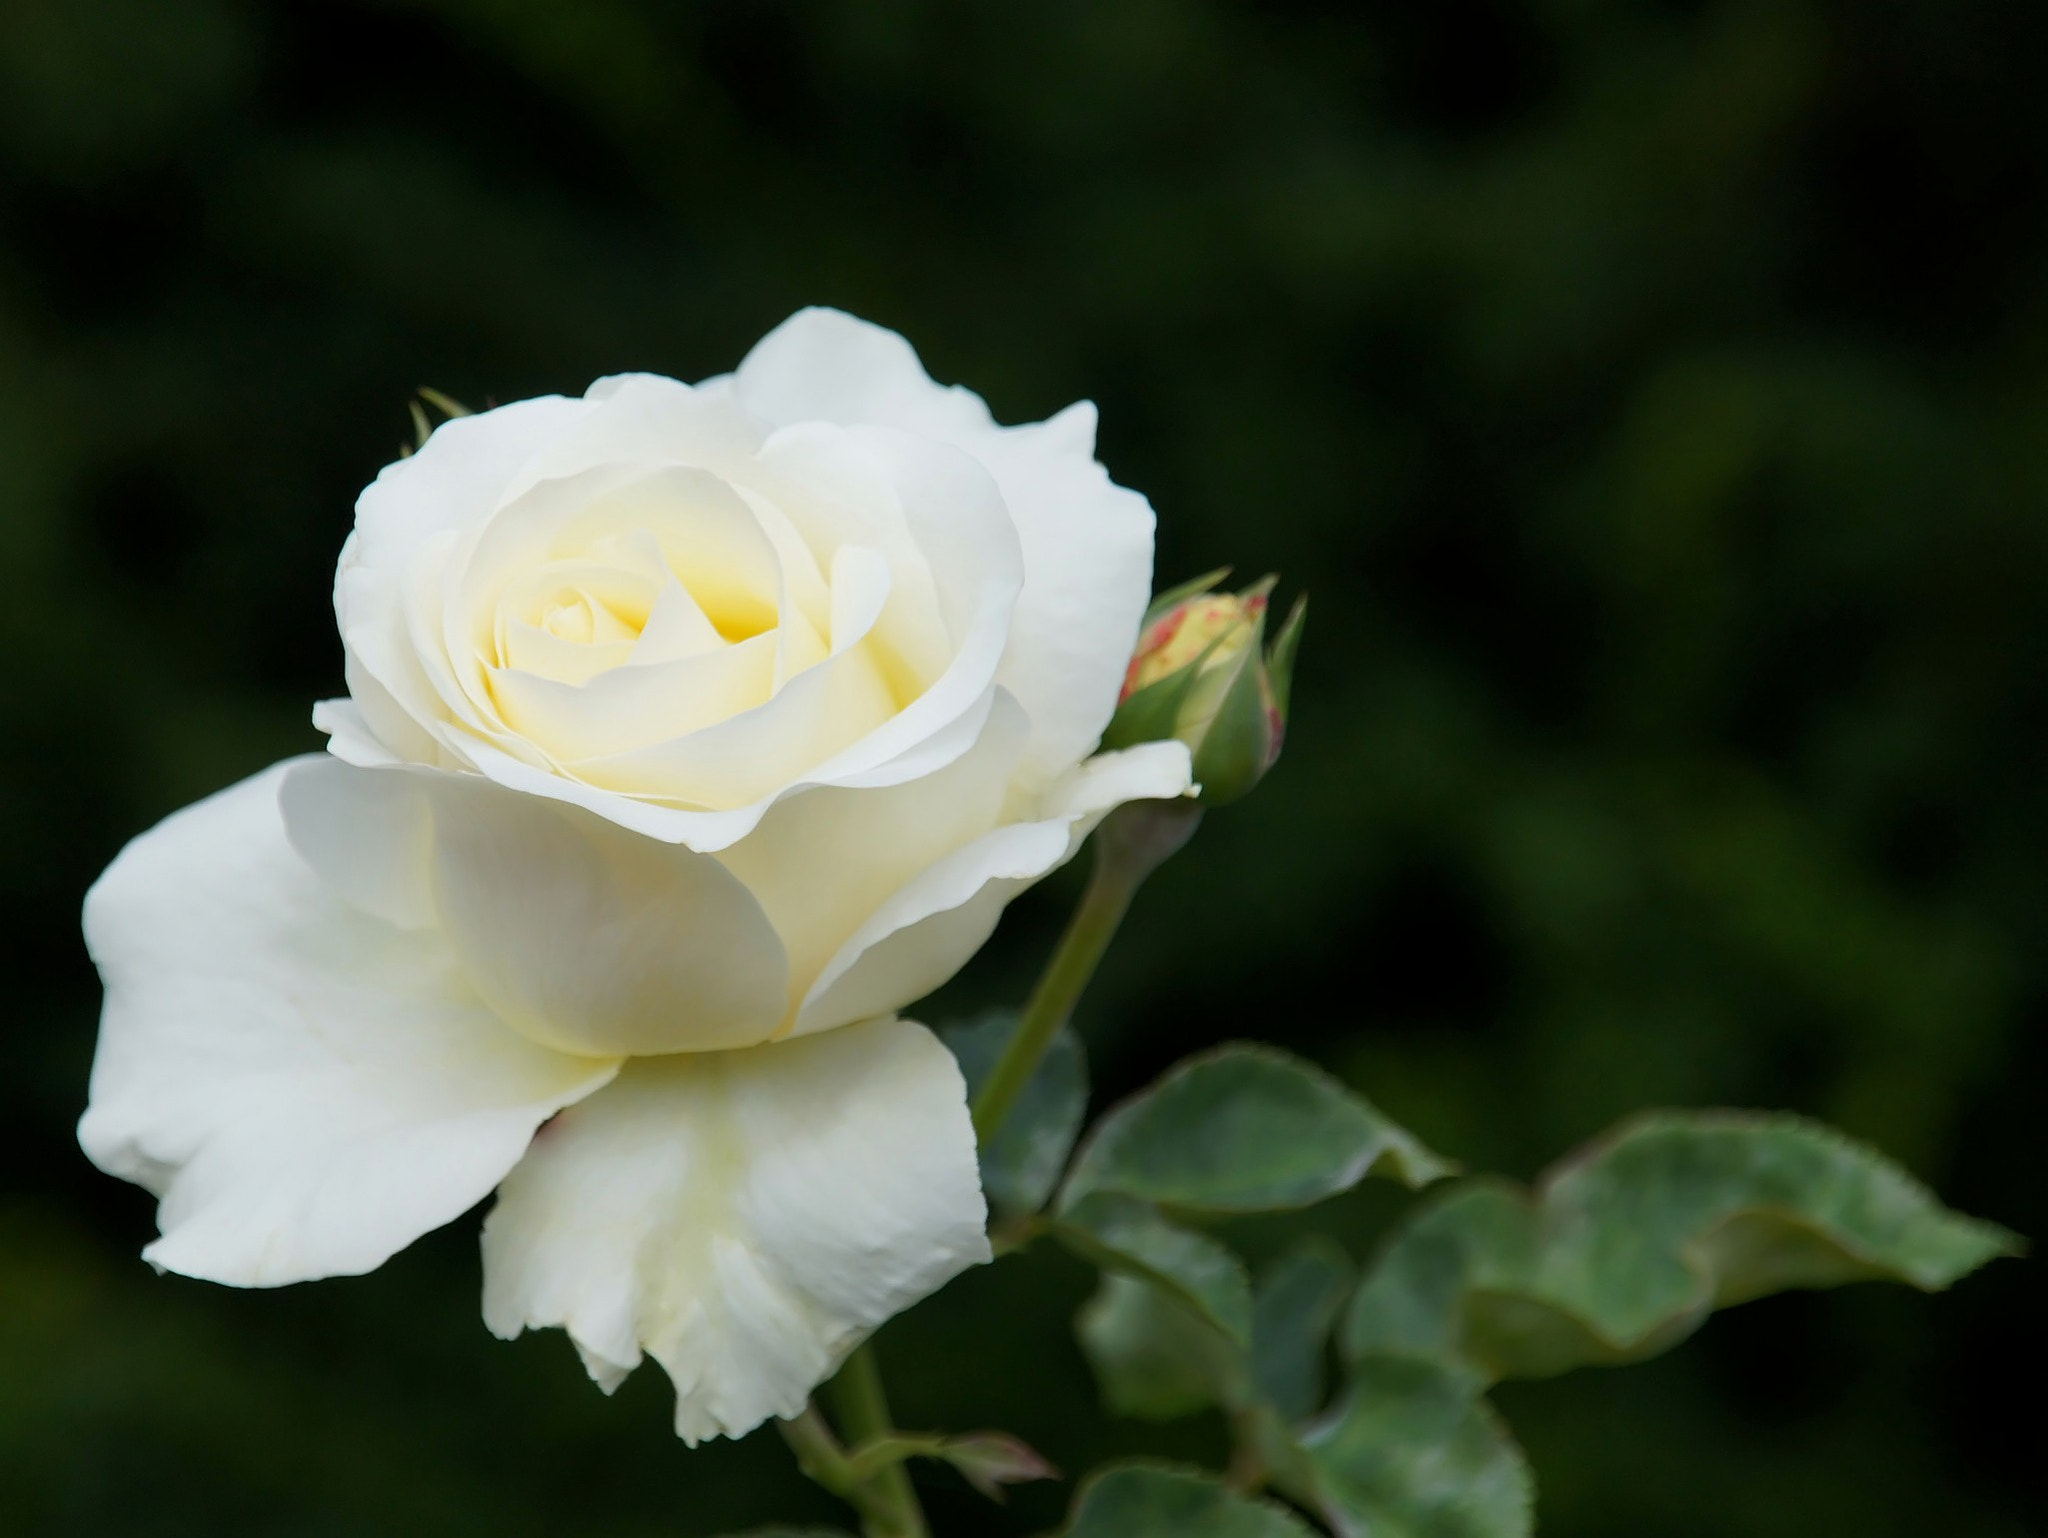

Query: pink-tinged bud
[[1121, 591, 1266, 699], [1104, 569, 1305, 806]]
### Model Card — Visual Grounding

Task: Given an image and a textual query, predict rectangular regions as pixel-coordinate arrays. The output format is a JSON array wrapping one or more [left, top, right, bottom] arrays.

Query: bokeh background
[[1, 1, 2040, 1533]]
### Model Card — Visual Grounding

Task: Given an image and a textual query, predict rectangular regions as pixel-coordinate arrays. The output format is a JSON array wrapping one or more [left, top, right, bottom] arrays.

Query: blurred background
[[1, 1, 2041, 1533]]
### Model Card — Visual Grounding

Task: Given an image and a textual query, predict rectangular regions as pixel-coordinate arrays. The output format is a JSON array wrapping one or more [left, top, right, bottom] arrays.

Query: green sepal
[[1263, 593, 1308, 721], [1344, 1109, 2021, 1383], [1059, 1044, 1451, 1217], [1103, 608, 1250, 753], [404, 386, 475, 458], [944, 1012, 1088, 1216], [1185, 602, 1272, 804], [1054, 1193, 1253, 1346], [1141, 567, 1234, 631], [416, 385, 474, 418], [1290, 1358, 1533, 1538], [1062, 1463, 1319, 1538], [1101, 651, 1212, 752]]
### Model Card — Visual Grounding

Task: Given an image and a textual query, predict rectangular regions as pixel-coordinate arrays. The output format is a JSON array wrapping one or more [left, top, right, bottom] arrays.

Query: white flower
[[79, 309, 1192, 1442]]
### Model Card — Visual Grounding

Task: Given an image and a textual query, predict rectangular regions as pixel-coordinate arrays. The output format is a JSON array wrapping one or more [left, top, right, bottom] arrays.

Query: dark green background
[[0, 1, 2038, 1533]]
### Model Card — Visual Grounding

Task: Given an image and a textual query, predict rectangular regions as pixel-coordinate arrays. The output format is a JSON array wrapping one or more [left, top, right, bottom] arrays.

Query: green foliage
[[1250, 1239, 1355, 1423], [1055, 1193, 1253, 1346], [1343, 1111, 2021, 1382], [1059, 1045, 1450, 1215], [1076, 1272, 1239, 1422], [1061, 1465, 1317, 1538], [1055, 1047, 1442, 1368], [944, 1013, 1089, 1217], [1075, 1238, 1354, 1426], [1293, 1360, 1532, 1538], [1061, 1098, 2013, 1538]]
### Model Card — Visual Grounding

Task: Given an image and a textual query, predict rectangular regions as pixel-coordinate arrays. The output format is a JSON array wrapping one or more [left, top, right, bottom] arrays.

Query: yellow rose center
[[441, 468, 951, 808]]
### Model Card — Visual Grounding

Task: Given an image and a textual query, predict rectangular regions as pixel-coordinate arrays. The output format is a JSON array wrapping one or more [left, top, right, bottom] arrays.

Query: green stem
[[828, 1344, 927, 1538], [1223, 1405, 1272, 1495], [972, 799, 1202, 1146], [776, 1405, 859, 1498]]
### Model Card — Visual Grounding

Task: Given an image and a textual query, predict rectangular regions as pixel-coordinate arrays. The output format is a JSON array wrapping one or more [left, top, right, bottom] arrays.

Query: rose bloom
[[80, 309, 1192, 1442]]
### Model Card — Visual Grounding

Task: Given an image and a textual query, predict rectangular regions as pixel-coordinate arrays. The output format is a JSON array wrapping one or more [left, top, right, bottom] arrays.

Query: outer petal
[[792, 739, 1194, 1037], [340, 398, 596, 766], [79, 758, 617, 1288], [792, 821, 1071, 1038], [351, 396, 593, 592], [280, 756, 435, 929], [422, 776, 792, 1057], [733, 308, 1154, 787], [501, 372, 766, 500], [480, 1018, 989, 1444], [973, 402, 1155, 788], [715, 690, 1031, 1007], [311, 695, 406, 769], [1042, 736, 1198, 821], [730, 307, 998, 443]]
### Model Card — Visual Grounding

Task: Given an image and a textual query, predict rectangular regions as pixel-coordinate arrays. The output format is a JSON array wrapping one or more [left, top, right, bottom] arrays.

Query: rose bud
[[1103, 569, 1305, 806]]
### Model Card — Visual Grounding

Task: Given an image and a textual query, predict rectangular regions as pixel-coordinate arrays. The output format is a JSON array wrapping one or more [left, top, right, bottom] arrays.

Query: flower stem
[[827, 1343, 927, 1538], [1223, 1405, 1272, 1495], [776, 1405, 859, 1498], [971, 799, 1202, 1146]]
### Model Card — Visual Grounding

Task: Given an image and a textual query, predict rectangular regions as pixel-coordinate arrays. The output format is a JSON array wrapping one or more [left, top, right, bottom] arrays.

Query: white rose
[[79, 309, 1192, 1442]]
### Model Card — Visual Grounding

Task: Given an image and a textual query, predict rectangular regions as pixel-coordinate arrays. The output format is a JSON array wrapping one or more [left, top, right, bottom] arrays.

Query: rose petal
[[311, 695, 405, 769], [451, 679, 1008, 853], [975, 401, 1156, 788], [547, 427, 1019, 816], [279, 757, 434, 930], [792, 739, 1193, 1037], [503, 372, 765, 501], [423, 775, 792, 1056], [352, 395, 593, 584], [487, 633, 779, 760], [749, 421, 952, 687], [1041, 737, 1197, 821], [734, 308, 1155, 788], [733, 306, 996, 443], [79, 758, 617, 1288], [336, 537, 469, 770], [479, 1017, 989, 1444], [714, 690, 1030, 1008], [773, 426, 1022, 788], [561, 639, 899, 809], [793, 820, 1073, 1039], [342, 397, 595, 762]]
